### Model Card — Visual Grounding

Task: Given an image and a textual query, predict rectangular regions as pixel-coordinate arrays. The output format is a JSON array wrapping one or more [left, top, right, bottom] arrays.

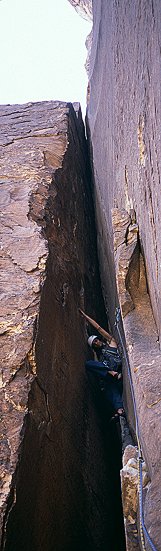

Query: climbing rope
[[115, 307, 157, 551]]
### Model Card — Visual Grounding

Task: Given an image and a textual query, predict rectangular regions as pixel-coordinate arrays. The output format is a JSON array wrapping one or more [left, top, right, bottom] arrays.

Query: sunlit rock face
[[86, 1, 161, 549], [88, 0, 161, 336], [0, 101, 124, 551], [67, 0, 92, 21], [121, 445, 150, 551]]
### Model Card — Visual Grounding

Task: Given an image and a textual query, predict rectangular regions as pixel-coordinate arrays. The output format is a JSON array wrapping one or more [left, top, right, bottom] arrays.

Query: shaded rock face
[[87, 0, 161, 548], [0, 102, 124, 551]]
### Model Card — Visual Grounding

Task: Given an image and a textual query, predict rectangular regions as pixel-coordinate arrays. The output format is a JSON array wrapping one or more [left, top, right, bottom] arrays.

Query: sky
[[0, 0, 91, 116]]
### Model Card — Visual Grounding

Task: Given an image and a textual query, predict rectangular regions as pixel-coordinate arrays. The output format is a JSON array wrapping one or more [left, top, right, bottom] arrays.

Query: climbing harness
[[115, 307, 157, 551]]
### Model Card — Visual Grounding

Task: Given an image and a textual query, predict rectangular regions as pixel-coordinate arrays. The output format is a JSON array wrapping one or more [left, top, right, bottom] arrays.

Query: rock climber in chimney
[[79, 309, 125, 421]]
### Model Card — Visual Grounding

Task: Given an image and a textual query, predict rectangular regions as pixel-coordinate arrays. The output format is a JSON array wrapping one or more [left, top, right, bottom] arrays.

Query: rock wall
[[0, 101, 124, 550], [88, 0, 161, 333], [68, 0, 92, 21], [86, 0, 161, 549]]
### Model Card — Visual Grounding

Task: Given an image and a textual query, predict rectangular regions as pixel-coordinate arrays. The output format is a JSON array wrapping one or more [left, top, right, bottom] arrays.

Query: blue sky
[[0, 0, 91, 115]]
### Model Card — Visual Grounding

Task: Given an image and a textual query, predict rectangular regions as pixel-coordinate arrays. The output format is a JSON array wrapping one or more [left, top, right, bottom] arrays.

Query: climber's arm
[[79, 309, 117, 346]]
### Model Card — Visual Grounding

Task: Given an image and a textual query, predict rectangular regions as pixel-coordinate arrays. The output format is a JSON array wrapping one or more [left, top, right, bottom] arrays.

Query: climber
[[79, 309, 125, 420]]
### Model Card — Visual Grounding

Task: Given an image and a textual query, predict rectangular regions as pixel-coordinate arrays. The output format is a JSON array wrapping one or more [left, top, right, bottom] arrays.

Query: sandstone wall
[[0, 101, 124, 550], [68, 0, 92, 21], [88, 0, 161, 334], [87, 0, 161, 548]]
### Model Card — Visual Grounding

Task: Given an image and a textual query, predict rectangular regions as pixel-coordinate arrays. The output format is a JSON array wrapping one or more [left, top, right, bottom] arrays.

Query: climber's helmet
[[87, 335, 103, 348]]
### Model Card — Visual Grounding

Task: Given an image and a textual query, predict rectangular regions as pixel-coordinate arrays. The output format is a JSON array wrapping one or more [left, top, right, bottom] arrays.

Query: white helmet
[[88, 335, 98, 348]]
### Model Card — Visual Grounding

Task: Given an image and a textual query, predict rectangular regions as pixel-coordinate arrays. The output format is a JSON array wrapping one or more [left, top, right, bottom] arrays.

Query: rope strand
[[115, 307, 157, 551]]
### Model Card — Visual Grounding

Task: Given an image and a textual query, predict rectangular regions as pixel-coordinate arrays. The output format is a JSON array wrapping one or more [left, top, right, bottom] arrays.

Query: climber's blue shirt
[[99, 345, 122, 372]]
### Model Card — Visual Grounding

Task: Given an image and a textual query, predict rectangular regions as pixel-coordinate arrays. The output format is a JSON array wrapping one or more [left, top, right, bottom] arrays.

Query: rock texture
[[0, 101, 124, 551], [68, 0, 92, 21], [86, 0, 161, 548], [112, 208, 139, 318], [121, 445, 149, 551]]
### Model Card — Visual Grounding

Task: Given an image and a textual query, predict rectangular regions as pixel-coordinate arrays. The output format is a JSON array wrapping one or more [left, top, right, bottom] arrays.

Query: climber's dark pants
[[102, 376, 123, 411], [85, 360, 123, 412]]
